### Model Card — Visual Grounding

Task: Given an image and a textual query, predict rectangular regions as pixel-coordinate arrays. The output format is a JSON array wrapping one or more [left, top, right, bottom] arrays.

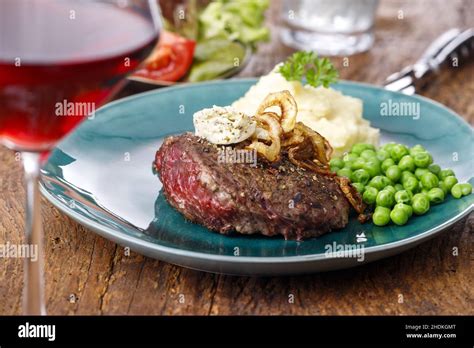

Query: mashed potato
[[232, 66, 379, 157]]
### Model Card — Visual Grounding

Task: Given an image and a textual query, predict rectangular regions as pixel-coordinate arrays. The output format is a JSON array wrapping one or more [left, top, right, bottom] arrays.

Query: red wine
[[0, 0, 159, 151]]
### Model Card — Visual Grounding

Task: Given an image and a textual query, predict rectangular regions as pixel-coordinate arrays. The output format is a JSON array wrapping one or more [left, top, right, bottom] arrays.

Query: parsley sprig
[[278, 51, 339, 88]]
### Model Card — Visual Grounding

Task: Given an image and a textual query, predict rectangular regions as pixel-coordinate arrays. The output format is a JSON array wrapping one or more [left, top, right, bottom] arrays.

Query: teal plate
[[40, 79, 474, 275]]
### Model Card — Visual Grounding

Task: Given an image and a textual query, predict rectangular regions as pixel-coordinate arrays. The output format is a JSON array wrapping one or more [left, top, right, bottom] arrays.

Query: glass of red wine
[[0, 0, 161, 314]]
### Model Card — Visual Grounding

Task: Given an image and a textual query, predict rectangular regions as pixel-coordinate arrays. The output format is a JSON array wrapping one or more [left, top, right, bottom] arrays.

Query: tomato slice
[[135, 31, 195, 82]]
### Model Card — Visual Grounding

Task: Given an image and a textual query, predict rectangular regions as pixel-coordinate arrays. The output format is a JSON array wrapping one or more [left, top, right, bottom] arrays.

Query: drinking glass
[[280, 0, 379, 56], [0, 0, 161, 314]]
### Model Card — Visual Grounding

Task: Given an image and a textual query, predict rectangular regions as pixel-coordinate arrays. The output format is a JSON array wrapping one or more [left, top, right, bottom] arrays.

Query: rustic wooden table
[[1, 0, 473, 315]]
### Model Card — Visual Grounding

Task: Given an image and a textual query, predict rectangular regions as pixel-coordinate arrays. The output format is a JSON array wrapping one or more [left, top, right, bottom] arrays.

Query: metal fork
[[384, 28, 474, 95]]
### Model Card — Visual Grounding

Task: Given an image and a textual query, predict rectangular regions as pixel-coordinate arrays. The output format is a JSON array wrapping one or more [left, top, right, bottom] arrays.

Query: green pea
[[428, 164, 441, 176], [376, 149, 390, 162], [420, 172, 439, 190], [409, 144, 426, 157], [390, 144, 409, 163], [330, 165, 340, 173], [363, 186, 378, 205], [368, 176, 385, 190], [352, 182, 365, 194], [395, 190, 412, 204], [384, 185, 396, 194], [373, 206, 391, 226], [344, 161, 354, 169], [394, 202, 413, 218], [366, 157, 381, 166], [398, 155, 415, 172], [365, 144, 376, 151], [330, 158, 344, 169], [351, 143, 375, 155], [386, 165, 402, 182], [343, 153, 358, 163], [418, 180, 424, 191], [343, 161, 353, 169], [403, 176, 419, 193], [401, 170, 416, 183], [376, 189, 395, 208], [381, 158, 396, 173], [438, 169, 455, 180], [382, 143, 396, 153], [415, 168, 430, 179], [412, 193, 430, 215], [413, 152, 433, 168], [382, 176, 393, 187], [460, 183, 472, 196], [438, 181, 449, 195], [351, 157, 366, 170], [427, 187, 445, 204], [352, 169, 371, 185], [351, 144, 366, 155], [360, 149, 377, 160], [368, 175, 392, 190], [443, 176, 458, 191], [337, 167, 352, 179], [451, 184, 463, 199], [390, 207, 409, 226], [394, 184, 404, 191], [363, 160, 381, 178]]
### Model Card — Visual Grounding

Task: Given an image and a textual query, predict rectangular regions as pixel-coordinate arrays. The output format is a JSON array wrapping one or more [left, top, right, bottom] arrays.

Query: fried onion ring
[[335, 176, 368, 220], [253, 112, 280, 142], [256, 90, 297, 134], [288, 137, 334, 176], [293, 122, 333, 166], [281, 126, 304, 147], [247, 113, 282, 162]]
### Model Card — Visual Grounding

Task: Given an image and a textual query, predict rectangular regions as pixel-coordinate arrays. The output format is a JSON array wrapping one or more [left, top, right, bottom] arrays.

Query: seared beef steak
[[154, 133, 351, 240]]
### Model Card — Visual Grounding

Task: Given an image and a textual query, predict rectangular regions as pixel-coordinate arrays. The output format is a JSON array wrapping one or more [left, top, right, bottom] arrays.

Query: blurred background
[[127, 0, 473, 123]]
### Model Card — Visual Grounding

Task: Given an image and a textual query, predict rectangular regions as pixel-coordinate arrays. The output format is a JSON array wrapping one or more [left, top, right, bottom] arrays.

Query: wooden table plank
[[0, 0, 472, 315]]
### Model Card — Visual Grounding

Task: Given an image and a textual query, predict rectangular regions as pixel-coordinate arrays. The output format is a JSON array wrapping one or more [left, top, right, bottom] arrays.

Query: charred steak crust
[[154, 133, 350, 240]]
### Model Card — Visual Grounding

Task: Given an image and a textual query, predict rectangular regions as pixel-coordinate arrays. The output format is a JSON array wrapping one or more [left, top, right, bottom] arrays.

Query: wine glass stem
[[21, 152, 46, 315]]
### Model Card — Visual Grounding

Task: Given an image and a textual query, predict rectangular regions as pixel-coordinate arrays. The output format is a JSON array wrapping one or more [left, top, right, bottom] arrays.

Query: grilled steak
[[154, 133, 351, 240]]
